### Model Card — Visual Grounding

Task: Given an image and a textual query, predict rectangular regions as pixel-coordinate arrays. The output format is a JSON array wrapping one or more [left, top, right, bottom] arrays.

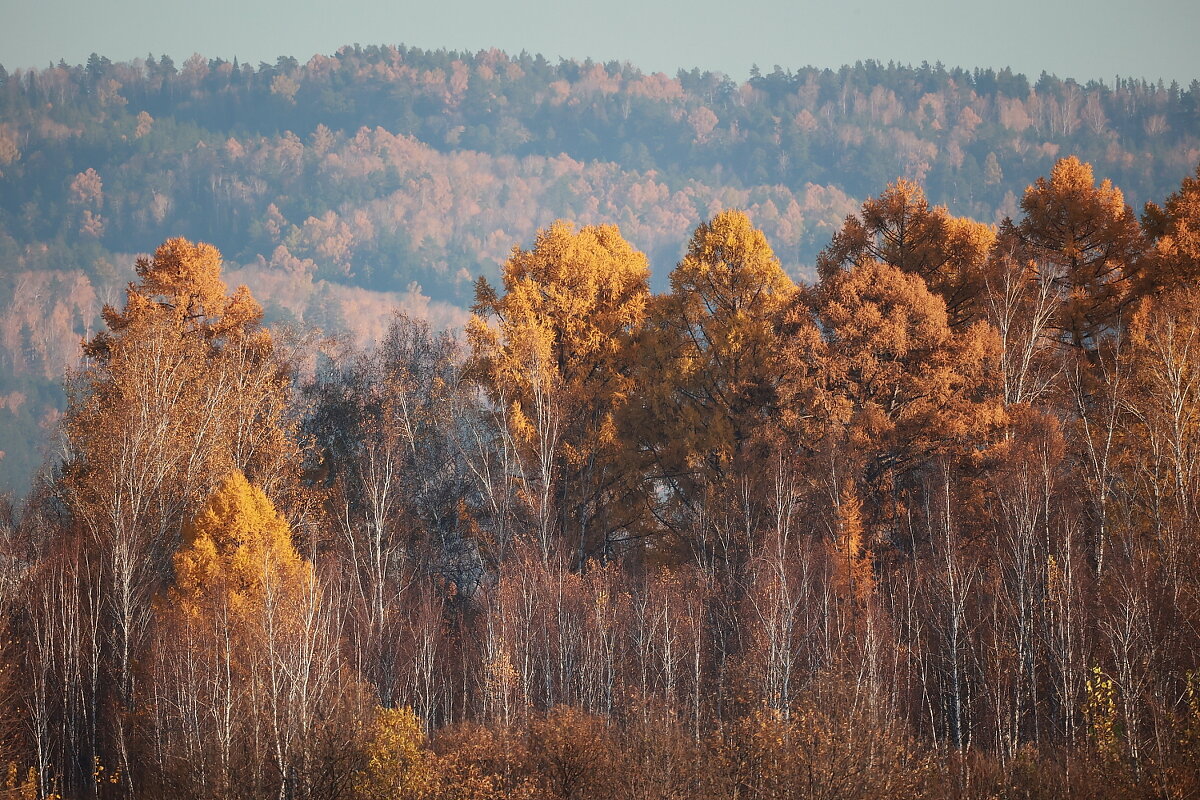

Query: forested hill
[[0, 45, 1198, 493]]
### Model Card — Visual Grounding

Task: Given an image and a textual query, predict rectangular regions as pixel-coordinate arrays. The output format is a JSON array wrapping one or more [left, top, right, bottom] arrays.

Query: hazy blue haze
[[5, 0, 1199, 84]]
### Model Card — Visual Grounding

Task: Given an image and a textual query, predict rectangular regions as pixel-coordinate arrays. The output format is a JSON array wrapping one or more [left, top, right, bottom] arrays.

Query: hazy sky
[[4, 0, 1199, 85]]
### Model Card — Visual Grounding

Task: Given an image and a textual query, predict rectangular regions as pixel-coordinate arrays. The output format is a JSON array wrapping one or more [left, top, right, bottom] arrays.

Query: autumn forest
[[2, 45, 1200, 800]]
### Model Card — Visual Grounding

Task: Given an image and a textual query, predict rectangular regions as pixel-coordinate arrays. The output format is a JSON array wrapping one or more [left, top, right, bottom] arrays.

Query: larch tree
[[1000, 156, 1145, 352], [817, 179, 996, 328], [1141, 160, 1200, 291], [155, 470, 358, 800], [623, 210, 798, 722], [794, 259, 1002, 543], [467, 221, 650, 567], [626, 210, 799, 555]]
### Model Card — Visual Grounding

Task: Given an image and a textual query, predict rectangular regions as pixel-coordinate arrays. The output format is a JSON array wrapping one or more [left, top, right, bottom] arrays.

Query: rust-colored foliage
[[817, 179, 995, 327], [802, 260, 1002, 490], [1000, 156, 1145, 351], [1142, 161, 1200, 290]]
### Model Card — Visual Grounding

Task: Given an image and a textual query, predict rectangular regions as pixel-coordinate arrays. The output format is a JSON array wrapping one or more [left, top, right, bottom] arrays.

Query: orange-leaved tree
[[793, 259, 1002, 544], [999, 156, 1145, 352], [1141, 160, 1200, 292], [817, 179, 996, 328]]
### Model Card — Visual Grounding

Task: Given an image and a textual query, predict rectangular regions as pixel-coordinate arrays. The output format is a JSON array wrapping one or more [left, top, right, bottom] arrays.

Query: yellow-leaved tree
[[354, 707, 433, 800], [152, 471, 356, 800], [467, 221, 650, 566], [172, 470, 311, 618]]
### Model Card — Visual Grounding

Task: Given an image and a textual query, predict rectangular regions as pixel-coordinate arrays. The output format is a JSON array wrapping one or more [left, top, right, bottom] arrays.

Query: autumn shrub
[[527, 706, 618, 800], [718, 694, 931, 800]]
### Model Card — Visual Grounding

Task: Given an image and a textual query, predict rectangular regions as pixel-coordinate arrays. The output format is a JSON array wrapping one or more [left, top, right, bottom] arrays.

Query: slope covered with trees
[[1, 45, 1199, 492], [1, 153, 1200, 797]]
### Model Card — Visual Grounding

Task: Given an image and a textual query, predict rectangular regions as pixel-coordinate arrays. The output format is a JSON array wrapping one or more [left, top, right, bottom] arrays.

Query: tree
[[1141, 161, 1200, 291], [154, 470, 359, 799], [171, 470, 311, 620], [1121, 287, 1200, 624], [817, 179, 995, 327], [626, 210, 798, 556], [354, 707, 432, 800], [791, 259, 1002, 540], [58, 237, 299, 789], [1000, 156, 1145, 351], [304, 314, 478, 715], [467, 221, 650, 566]]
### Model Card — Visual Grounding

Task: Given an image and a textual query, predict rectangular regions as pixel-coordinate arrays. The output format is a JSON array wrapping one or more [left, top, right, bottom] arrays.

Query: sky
[[4, 0, 1199, 86]]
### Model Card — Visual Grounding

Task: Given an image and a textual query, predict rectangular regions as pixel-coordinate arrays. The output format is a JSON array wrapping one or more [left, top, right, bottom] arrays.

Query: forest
[[0, 146, 1199, 798], [1, 45, 1199, 492]]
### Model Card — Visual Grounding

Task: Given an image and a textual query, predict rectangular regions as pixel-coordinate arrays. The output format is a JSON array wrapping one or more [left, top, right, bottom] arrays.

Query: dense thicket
[[1, 155, 1199, 798]]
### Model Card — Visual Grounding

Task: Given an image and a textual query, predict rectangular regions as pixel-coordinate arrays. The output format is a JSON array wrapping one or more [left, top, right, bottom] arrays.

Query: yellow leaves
[[467, 220, 650, 553], [356, 707, 433, 800], [3, 763, 40, 800], [636, 211, 796, 481], [672, 210, 796, 316], [1084, 665, 1121, 762], [91, 756, 121, 787], [173, 470, 311, 619]]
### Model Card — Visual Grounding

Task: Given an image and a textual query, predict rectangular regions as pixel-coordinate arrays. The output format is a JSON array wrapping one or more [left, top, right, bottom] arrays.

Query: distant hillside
[[0, 45, 1197, 493]]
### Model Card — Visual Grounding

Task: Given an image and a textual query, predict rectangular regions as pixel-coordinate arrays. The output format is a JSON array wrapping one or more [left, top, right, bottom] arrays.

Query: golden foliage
[[628, 210, 797, 499], [817, 179, 995, 327], [467, 220, 650, 558], [172, 470, 312, 619], [355, 707, 433, 800]]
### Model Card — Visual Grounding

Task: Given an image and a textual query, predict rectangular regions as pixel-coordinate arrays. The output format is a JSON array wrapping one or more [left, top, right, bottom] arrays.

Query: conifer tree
[[467, 221, 650, 564]]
